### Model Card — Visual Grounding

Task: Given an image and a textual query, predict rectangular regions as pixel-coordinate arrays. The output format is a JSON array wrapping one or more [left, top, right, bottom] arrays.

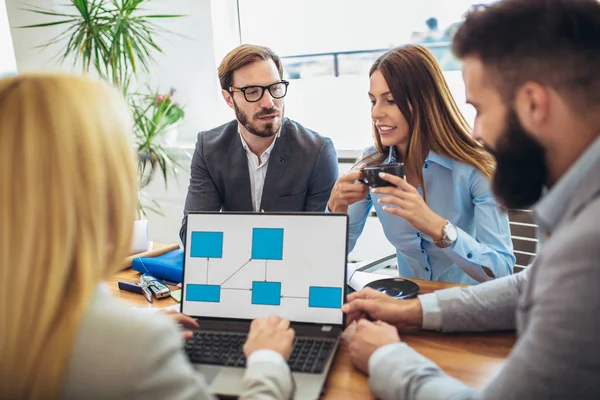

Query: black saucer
[[365, 277, 420, 299]]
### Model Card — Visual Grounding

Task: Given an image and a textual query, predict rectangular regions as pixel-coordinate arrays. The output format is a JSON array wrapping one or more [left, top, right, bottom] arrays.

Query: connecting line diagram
[[184, 227, 342, 309]]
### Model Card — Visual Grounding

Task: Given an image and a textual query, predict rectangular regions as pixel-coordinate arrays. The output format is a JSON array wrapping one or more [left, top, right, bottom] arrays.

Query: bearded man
[[343, 0, 600, 398]]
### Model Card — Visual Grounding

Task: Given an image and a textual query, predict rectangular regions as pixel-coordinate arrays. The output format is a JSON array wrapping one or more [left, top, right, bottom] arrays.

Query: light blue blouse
[[348, 148, 515, 285]]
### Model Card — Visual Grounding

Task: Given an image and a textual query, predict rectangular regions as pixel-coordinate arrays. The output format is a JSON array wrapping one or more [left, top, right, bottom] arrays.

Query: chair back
[[508, 209, 538, 272]]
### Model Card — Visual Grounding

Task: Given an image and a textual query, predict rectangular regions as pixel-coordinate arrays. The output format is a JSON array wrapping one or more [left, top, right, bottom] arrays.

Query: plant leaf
[[20, 0, 186, 214]]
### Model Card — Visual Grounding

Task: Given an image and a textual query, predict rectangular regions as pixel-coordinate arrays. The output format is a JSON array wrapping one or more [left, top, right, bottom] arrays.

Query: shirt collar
[[534, 136, 600, 234], [385, 148, 453, 170], [426, 151, 453, 170], [238, 129, 278, 157]]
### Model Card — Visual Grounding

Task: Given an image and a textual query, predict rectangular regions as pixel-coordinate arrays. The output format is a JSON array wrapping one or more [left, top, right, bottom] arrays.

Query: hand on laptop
[[347, 319, 400, 374], [243, 315, 295, 360], [342, 288, 423, 329], [160, 309, 199, 340]]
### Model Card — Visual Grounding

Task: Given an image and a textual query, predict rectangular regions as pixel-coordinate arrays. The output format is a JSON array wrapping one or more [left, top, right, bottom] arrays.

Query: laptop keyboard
[[184, 331, 336, 374]]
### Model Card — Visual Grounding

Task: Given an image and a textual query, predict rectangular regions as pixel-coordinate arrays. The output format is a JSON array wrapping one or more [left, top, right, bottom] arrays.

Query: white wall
[[0, 0, 16, 76], [6, 1, 77, 73], [5, 0, 224, 142]]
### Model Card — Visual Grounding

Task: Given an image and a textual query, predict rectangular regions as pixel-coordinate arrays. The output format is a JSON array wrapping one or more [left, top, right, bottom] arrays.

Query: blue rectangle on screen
[[251, 228, 284, 260], [186, 284, 221, 303], [252, 281, 281, 305], [190, 231, 223, 258], [309, 287, 342, 309]]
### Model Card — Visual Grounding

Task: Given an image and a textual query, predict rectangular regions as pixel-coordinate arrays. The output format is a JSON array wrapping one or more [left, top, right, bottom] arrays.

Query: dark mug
[[358, 163, 405, 188]]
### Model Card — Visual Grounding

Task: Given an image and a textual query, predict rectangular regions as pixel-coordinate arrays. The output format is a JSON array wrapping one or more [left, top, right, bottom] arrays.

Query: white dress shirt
[[239, 131, 278, 212]]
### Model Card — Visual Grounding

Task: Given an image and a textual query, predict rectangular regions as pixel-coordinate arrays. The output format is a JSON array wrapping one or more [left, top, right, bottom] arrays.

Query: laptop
[[181, 212, 348, 399]]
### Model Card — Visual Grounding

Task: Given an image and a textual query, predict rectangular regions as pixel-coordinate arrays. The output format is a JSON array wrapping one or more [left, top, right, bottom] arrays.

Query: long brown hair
[[363, 45, 495, 201]]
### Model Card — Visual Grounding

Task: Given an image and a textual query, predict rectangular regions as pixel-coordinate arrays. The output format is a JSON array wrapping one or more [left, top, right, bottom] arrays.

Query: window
[[237, 0, 496, 152]]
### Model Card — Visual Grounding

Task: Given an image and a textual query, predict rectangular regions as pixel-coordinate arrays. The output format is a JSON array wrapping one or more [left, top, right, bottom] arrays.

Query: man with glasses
[[180, 44, 338, 242]]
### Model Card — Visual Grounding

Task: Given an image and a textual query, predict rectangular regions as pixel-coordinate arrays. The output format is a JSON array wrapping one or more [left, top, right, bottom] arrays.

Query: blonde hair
[[363, 45, 495, 201], [0, 73, 137, 398]]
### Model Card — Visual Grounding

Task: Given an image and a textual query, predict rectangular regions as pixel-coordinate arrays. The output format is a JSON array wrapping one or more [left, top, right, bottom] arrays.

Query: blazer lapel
[[260, 132, 290, 211], [228, 133, 253, 210]]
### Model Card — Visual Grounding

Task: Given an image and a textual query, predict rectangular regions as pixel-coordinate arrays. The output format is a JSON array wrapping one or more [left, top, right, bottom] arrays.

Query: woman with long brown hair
[[328, 45, 514, 284]]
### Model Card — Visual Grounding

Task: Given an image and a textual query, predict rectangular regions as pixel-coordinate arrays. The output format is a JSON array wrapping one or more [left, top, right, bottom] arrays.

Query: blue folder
[[132, 248, 184, 283]]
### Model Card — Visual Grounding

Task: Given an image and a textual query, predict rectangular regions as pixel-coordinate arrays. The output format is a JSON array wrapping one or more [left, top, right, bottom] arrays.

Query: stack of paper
[[346, 269, 393, 292]]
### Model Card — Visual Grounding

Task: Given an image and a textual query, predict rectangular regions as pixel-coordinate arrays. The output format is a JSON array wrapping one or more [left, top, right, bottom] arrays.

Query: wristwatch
[[434, 221, 458, 248]]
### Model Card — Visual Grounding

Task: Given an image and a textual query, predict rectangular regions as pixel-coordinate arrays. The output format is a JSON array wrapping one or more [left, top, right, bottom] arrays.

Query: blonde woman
[[328, 45, 515, 284], [0, 74, 294, 399]]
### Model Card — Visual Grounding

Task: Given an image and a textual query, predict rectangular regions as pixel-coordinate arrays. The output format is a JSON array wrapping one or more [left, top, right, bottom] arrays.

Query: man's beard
[[488, 108, 549, 210], [233, 100, 283, 138]]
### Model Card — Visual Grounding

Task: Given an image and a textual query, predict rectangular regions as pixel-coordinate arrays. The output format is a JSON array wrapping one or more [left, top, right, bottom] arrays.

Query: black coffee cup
[[359, 163, 405, 188]]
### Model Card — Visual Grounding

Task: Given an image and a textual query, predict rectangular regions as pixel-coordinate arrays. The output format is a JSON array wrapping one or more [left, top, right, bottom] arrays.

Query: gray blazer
[[180, 118, 338, 241], [62, 286, 294, 400], [367, 138, 600, 399]]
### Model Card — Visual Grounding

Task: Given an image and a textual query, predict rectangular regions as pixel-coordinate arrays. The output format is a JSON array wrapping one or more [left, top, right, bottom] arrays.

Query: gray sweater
[[369, 137, 600, 399]]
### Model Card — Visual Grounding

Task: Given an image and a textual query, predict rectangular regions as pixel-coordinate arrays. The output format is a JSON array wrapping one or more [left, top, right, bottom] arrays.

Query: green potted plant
[[19, 0, 185, 217], [130, 87, 185, 199], [153, 88, 186, 146]]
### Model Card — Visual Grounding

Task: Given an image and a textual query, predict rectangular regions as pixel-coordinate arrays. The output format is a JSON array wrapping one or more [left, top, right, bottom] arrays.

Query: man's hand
[[244, 315, 295, 359], [342, 287, 423, 328], [327, 164, 369, 213], [348, 320, 401, 374], [160, 309, 199, 340]]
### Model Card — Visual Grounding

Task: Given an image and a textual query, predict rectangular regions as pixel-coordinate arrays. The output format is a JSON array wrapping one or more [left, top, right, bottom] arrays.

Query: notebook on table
[[131, 247, 184, 283]]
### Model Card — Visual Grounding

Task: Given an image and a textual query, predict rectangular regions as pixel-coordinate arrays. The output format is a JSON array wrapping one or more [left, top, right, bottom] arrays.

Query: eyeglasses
[[228, 80, 289, 103]]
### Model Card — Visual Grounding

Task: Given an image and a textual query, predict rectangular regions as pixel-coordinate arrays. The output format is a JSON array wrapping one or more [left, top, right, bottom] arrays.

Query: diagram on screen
[[185, 227, 342, 309]]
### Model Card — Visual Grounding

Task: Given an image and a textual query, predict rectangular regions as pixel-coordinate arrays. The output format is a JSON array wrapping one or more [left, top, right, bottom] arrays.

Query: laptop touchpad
[[194, 365, 220, 385], [210, 368, 245, 396]]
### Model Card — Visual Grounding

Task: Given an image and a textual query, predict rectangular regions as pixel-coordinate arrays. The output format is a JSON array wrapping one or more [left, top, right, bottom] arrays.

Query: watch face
[[446, 223, 458, 242]]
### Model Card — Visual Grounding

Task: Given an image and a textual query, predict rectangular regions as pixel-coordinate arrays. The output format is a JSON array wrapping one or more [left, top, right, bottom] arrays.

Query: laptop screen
[[182, 212, 348, 325]]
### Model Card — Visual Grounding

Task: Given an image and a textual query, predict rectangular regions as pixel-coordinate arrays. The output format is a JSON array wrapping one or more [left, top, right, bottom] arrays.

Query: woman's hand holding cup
[[327, 163, 370, 213]]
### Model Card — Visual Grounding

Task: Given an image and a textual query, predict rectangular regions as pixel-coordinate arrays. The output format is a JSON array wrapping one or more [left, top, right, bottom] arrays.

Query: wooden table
[[108, 266, 179, 308], [109, 269, 515, 399]]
